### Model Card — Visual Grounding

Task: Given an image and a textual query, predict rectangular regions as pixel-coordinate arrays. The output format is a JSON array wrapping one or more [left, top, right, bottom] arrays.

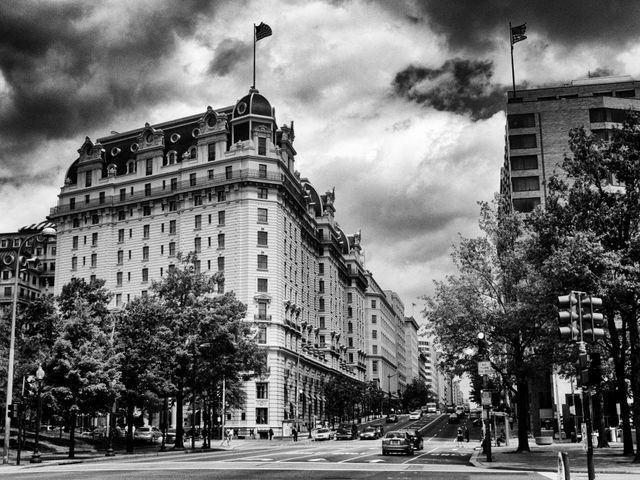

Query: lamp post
[[477, 332, 492, 463], [3, 226, 56, 465], [29, 364, 45, 464], [387, 372, 397, 415]]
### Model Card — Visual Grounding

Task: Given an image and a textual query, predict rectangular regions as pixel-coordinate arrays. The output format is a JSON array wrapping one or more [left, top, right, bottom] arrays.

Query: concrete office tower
[[49, 88, 377, 433], [501, 76, 640, 213]]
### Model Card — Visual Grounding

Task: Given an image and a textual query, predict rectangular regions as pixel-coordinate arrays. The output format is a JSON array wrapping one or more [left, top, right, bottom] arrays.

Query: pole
[[159, 395, 167, 452], [509, 22, 516, 97], [252, 24, 256, 89], [221, 377, 226, 441], [482, 374, 492, 462], [578, 340, 595, 480], [30, 382, 42, 463], [295, 341, 300, 431]]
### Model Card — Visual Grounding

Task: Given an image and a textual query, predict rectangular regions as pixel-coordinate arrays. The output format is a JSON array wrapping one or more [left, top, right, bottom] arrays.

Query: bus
[[424, 402, 437, 414]]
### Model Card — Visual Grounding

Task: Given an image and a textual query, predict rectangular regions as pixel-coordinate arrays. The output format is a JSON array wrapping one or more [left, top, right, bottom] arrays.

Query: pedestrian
[[249, 427, 254, 439], [222, 428, 232, 446], [464, 426, 470, 442], [292, 426, 298, 442], [456, 427, 463, 444], [268, 428, 274, 440]]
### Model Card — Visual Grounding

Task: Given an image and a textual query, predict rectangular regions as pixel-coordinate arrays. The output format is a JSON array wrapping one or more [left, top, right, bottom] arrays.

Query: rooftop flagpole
[[509, 22, 527, 99], [253, 22, 273, 91], [509, 21, 516, 97], [252, 23, 256, 89]]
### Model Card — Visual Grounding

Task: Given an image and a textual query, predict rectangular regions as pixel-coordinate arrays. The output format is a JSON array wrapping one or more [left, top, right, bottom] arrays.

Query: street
[[0, 415, 553, 479]]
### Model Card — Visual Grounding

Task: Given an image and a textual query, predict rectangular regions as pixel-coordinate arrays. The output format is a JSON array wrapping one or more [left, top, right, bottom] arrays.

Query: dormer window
[[189, 146, 197, 159], [207, 115, 216, 127], [126, 160, 136, 174], [145, 132, 154, 144]]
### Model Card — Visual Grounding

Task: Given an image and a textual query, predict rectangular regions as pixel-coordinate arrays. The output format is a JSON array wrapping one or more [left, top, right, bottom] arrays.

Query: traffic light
[[575, 353, 590, 387], [582, 296, 605, 342], [558, 293, 579, 341], [7, 403, 21, 419], [588, 352, 603, 385]]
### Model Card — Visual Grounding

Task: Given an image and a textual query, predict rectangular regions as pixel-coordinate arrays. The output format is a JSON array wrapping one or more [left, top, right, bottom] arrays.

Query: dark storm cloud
[[387, 0, 640, 52], [209, 38, 251, 76], [0, 0, 219, 170], [392, 59, 506, 120]]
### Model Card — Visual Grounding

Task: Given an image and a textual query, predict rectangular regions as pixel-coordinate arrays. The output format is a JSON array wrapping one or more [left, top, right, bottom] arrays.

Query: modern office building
[[501, 75, 640, 213], [48, 87, 411, 433]]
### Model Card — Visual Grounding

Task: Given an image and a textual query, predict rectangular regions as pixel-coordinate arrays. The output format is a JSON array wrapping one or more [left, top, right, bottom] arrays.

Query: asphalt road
[[0, 414, 553, 479]]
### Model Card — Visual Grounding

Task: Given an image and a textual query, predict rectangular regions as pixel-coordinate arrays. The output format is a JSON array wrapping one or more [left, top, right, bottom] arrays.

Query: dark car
[[335, 426, 355, 440], [381, 431, 413, 456], [448, 413, 459, 424], [360, 426, 379, 440], [385, 414, 399, 423], [398, 428, 423, 450]]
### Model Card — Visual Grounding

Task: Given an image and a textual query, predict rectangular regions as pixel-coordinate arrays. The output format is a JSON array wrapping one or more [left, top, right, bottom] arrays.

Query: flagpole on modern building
[[509, 21, 516, 97]]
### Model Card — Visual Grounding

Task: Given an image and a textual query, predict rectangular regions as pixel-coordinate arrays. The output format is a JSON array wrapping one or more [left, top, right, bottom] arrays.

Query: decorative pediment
[[253, 293, 272, 303], [199, 107, 228, 135], [137, 123, 164, 150], [77, 137, 104, 165]]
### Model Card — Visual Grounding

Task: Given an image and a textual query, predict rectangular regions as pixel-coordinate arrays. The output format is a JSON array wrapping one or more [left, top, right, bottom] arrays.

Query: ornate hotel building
[[48, 87, 413, 432]]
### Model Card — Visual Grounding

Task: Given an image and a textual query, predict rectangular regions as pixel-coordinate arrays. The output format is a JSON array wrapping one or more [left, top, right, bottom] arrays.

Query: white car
[[134, 426, 162, 442], [409, 410, 422, 420], [312, 428, 334, 441]]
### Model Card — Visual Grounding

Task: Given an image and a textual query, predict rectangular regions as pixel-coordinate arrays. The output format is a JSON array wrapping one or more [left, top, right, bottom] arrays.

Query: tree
[[47, 279, 120, 458], [526, 116, 640, 458], [401, 378, 434, 412], [322, 375, 363, 425], [424, 200, 559, 453]]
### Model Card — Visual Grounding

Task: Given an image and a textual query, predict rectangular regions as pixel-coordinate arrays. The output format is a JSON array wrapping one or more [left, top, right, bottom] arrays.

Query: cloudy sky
[[2, 0, 640, 317]]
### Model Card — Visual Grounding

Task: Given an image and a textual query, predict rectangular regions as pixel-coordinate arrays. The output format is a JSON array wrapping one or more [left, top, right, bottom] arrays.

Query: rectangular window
[[69, 198, 76, 210], [208, 169, 214, 180], [509, 134, 537, 150], [92, 214, 100, 224], [194, 237, 202, 253], [195, 215, 202, 230], [143, 205, 151, 216], [116, 272, 123, 287], [257, 231, 268, 246], [257, 278, 268, 292], [217, 233, 225, 249], [169, 220, 177, 235], [71, 257, 77, 271], [145, 183, 151, 196], [225, 166, 232, 179], [146, 159, 153, 176], [218, 211, 225, 225], [99, 191, 105, 204], [257, 208, 268, 223], [217, 190, 226, 202], [117, 250, 124, 264], [171, 178, 178, 191], [512, 176, 540, 192], [85, 194, 90, 204], [72, 236, 78, 249], [190, 173, 196, 186], [372, 314, 377, 324], [118, 210, 126, 220], [256, 408, 268, 425], [91, 253, 97, 268], [92, 232, 98, 246], [507, 113, 536, 129], [256, 382, 268, 399], [257, 254, 268, 270], [142, 268, 149, 282], [169, 242, 176, 256], [142, 246, 149, 261], [217, 257, 225, 271], [85, 171, 92, 187], [372, 330, 377, 339], [347, 292, 352, 303], [512, 197, 541, 213], [258, 137, 266, 156], [118, 229, 125, 243], [257, 301, 267, 319], [258, 187, 268, 199], [143, 225, 150, 239], [257, 325, 267, 344], [120, 189, 126, 201], [372, 360, 378, 373], [371, 299, 377, 308], [319, 317, 325, 329], [318, 263, 324, 275], [194, 195, 202, 206], [319, 280, 325, 293], [372, 345, 378, 354], [258, 164, 267, 178], [510, 155, 538, 171], [589, 107, 628, 123], [319, 298, 325, 312], [348, 337, 353, 347], [208, 143, 216, 161]]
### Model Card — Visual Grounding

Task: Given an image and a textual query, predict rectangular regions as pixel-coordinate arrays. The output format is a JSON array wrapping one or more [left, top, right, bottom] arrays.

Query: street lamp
[[387, 372, 397, 415], [30, 364, 45, 464], [477, 332, 492, 463], [3, 226, 56, 465]]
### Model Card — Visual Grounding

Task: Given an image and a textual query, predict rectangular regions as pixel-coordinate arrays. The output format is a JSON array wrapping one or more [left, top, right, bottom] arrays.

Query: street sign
[[481, 391, 492, 406], [478, 361, 492, 376]]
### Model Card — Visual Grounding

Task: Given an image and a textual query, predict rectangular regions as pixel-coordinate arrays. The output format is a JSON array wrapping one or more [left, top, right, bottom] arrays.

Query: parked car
[[312, 428, 334, 441], [359, 426, 379, 440], [409, 410, 422, 420], [134, 426, 162, 442], [335, 424, 358, 440], [385, 414, 398, 423], [381, 431, 413, 456], [448, 413, 459, 424], [398, 428, 423, 450]]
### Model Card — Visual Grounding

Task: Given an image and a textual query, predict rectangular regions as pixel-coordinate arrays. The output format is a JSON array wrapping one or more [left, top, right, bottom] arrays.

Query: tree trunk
[[68, 412, 76, 459], [595, 389, 609, 448], [515, 378, 530, 452], [173, 386, 185, 449], [626, 304, 640, 463], [126, 402, 134, 453]]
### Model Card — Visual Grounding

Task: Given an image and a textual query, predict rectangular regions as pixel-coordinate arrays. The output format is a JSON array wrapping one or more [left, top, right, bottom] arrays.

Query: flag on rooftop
[[511, 23, 527, 44], [255, 22, 272, 42]]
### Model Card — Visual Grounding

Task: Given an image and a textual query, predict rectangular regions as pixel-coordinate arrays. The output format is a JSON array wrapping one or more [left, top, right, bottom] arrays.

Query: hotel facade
[[48, 88, 416, 432]]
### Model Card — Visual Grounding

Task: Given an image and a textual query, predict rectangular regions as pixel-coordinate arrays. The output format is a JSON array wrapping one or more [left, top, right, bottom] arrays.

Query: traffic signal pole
[[579, 341, 595, 480]]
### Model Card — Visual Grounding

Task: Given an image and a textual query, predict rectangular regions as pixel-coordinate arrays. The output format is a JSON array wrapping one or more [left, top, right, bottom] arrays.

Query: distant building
[[501, 75, 640, 213]]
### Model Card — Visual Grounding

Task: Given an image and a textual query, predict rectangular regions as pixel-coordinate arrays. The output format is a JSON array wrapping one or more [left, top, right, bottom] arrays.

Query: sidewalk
[[471, 439, 639, 476]]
